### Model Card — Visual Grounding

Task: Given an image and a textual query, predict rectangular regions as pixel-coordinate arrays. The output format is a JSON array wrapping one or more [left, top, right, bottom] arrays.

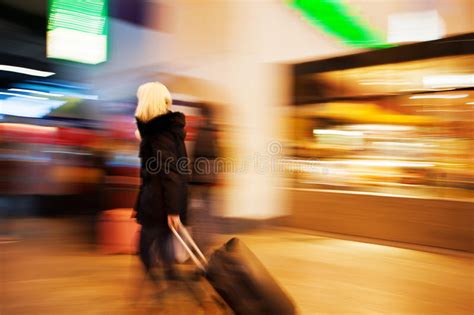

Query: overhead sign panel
[[47, 0, 108, 64]]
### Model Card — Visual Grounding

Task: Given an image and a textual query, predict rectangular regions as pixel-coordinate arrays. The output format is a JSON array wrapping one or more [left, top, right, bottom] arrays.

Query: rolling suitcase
[[171, 225, 296, 315]]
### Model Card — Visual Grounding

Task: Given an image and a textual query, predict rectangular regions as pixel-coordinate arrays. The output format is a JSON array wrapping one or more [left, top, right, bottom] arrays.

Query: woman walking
[[133, 82, 188, 280]]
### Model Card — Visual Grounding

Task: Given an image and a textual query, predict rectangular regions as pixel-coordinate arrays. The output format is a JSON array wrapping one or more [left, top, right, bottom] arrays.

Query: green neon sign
[[287, 0, 392, 49], [47, 0, 109, 64]]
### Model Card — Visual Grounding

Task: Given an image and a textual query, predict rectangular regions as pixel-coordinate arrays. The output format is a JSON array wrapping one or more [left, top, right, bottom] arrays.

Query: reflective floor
[[1, 219, 473, 315]]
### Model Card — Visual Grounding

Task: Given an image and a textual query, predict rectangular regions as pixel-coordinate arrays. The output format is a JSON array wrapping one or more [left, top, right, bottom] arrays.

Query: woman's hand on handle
[[168, 214, 181, 230]]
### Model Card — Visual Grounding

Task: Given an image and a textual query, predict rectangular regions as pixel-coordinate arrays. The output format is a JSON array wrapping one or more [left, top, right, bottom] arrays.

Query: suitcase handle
[[170, 224, 208, 272]]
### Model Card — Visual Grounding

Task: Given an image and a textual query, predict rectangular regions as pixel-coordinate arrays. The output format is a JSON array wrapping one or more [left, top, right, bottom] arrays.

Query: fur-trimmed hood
[[136, 111, 186, 138]]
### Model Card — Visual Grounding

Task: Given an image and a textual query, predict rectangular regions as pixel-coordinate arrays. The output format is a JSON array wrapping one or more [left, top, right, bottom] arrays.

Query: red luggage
[[97, 209, 140, 254]]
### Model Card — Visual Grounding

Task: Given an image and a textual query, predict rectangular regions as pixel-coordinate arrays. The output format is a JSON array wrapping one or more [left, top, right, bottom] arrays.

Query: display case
[[284, 34, 474, 251], [289, 34, 474, 201]]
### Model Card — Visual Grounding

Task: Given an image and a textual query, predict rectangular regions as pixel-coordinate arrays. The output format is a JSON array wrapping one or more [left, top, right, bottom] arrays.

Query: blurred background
[[0, 0, 473, 314]]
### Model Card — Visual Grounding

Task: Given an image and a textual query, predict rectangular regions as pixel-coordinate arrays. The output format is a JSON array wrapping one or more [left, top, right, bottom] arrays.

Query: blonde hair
[[135, 82, 172, 122]]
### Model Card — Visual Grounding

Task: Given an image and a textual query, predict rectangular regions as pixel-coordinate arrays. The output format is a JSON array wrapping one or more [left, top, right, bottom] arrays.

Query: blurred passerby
[[133, 82, 188, 280], [189, 103, 220, 254]]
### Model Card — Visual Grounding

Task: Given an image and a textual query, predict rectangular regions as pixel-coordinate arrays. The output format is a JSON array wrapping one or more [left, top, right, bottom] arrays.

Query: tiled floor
[[1, 219, 473, 314]]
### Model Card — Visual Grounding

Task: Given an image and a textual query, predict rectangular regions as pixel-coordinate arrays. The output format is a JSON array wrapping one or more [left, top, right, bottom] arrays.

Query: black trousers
[[138, 225, 175, 273]]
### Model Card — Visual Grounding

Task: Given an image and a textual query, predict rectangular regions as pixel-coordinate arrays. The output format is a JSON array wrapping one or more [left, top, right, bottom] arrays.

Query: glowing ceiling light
[[423, 74, 474, 88], [346, 125, 414, 131], [0, 99, 65, 118], [399, 88, 455, 92], [0, 65, 55, 77], [26, 80, 85, 89], [313, 129, 364, 137], [8, 88, 64, 97], [47, 28, 107, 64], [387, 10, 445, 43], [0, 92, 48, 100], [410, 94, 469, 99]]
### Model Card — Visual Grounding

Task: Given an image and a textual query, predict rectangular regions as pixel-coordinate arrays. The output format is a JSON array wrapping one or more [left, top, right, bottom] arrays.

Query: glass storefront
[[288, 52, 474, 201]]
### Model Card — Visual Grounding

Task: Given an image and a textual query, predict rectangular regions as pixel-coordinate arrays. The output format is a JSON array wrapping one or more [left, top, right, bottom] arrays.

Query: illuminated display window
[[47, 0, 108, 64]]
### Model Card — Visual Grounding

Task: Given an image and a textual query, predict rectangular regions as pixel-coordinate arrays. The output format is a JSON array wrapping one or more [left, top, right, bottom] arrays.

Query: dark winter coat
[[134, 111, 188, 228]]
